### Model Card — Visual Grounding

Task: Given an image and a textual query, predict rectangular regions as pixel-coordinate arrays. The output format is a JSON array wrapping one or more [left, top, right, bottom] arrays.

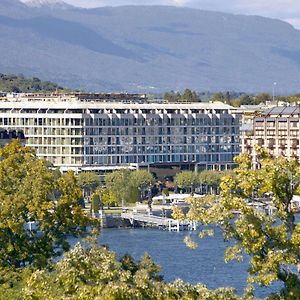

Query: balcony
[[280, 144, 286, 150], [257, 138, 264, 146], [292, 140, 299, 149]]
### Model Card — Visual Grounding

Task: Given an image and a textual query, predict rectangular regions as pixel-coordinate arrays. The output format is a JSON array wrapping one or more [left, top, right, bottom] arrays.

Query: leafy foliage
[[0, 140, 98, 268], [91, 187, 118, 208], [77, 171, 100, 198], [105, 169, 155, 205], [0, 73, 70, 93], [175, 171, 199, 192], [164, 89, 200, 102], [1, 243, 241, 300], [198, 170, 230, 194], [188, 150, 300, 299]]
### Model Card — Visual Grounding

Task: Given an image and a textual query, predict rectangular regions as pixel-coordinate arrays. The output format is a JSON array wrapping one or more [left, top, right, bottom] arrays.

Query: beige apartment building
[[241, 106, 300, 164]]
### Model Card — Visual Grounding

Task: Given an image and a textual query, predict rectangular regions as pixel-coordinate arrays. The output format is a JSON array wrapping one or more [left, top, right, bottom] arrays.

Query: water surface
[[99, 227, 282, 297]]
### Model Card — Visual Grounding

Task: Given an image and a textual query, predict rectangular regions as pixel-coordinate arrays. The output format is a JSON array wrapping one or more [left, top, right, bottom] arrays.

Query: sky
[[57, 0, 300, 29], [54, 0, 300, 29]]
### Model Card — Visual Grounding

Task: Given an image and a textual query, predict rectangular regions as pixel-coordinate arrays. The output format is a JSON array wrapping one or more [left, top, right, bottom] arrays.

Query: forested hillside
[[0, 73, 68, 93]]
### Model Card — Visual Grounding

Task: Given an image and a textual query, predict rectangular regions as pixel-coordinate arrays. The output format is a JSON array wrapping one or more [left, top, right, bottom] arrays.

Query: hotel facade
[[0, 93, 240, 173], [241, 106, 300, 165]]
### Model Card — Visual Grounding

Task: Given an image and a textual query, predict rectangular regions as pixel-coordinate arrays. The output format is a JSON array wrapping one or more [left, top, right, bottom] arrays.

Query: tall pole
[[273, 82, 277, 104]]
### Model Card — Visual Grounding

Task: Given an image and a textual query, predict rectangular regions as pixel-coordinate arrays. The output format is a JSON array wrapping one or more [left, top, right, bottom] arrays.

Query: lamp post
[[272, 82, 277, 103]]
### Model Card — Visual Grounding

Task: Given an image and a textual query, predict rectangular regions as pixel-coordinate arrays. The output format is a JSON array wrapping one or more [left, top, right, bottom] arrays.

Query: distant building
[[241, 106, 300, 166], [0, 93, 240, 173]]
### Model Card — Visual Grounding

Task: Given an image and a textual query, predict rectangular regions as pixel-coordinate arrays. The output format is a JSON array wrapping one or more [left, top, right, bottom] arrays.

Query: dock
[[121, 212, 197, 232]]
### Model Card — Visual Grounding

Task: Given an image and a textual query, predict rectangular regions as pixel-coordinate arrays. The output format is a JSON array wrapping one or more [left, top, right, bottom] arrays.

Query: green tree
[[240, 94, 255, 105], [211, 92, 225, 102], [105, 169, 132, 206], [0, 73, 69, 93], [182, 88, 193, 102], [130, 169, 155, 201], [90, 193, 102, 214], [163, 91, 181, 102], [255, 92, 272, 104], [182, 88, 199, 102], [77, 171, 100, 198], [17, 243, 239, 300], [162, 188, 169, 196], [164, 89, 200, 103], [175, 171, 199, 193], [188, 150, 300, 299], [0, 140, 98, 268], [198, 170, 224, 194], [105, 170, 155, 205], [92, 187, 118, 208]]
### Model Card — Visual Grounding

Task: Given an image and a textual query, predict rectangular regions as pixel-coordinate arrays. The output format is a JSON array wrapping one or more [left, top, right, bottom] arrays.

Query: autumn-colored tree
[[188, 149, 300, 299], [0, 140, 98, 268], [12, 243, 238, 300]]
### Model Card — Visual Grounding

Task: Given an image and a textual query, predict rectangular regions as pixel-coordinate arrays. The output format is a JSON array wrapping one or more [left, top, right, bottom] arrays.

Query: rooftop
[[0, 93, 236, 110], [261, 106, 300, 116]]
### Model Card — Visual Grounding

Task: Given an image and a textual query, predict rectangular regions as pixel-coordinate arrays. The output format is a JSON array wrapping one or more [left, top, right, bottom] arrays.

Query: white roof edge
[[0, 100, 235, 110]]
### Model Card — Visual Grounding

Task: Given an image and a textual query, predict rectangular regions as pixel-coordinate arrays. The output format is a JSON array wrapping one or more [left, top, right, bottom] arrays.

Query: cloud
[[61, 0, 169, 8], [170, 0, 190, 6], [284, 18, 300, 30]]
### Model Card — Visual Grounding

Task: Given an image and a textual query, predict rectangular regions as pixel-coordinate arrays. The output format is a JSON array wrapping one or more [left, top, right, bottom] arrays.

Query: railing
[[121, 212, 197, 231]]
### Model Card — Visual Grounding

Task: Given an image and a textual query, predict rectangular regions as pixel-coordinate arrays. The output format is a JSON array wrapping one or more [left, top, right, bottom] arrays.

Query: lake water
[[99, 226, 283, 298]]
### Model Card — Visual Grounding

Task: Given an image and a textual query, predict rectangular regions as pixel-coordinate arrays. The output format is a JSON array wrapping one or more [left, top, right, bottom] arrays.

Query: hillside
[[0, 2, 300, 92], [0, 73, 68, 93]]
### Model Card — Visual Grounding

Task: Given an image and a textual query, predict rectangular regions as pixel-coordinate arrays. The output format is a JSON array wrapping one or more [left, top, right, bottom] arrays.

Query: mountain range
[[1, 0, 300, 93]]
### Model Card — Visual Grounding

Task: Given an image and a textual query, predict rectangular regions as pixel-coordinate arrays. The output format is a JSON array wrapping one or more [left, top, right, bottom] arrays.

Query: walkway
[[121, 212, 197, 232]]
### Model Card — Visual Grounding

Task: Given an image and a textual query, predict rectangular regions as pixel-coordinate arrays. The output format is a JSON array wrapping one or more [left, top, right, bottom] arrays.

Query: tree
[[0, 140, 98, 268], [164, 89, 200, 103], [130, 170, 155, 201], [198, 170, 224, 194], [77, 171, 100, 198], [239, 94, 255, 105], [105, 169, 132, 206], [182, 88, 199, 102], [90, 193, 102, 215], [188, 150, 300, 299], [163, 91, 181, 102], [6, 242, 238, 300], [105, 170, 155, 205], [92, 187, 118, 208], [255, 92, 272, 104], [0, 73, 68, 93], [211, 92, 225, 102], [175, 171, 199, 193]]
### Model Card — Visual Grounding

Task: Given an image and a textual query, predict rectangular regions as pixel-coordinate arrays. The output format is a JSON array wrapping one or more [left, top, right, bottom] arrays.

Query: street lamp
[[272, 82, 277, 103]]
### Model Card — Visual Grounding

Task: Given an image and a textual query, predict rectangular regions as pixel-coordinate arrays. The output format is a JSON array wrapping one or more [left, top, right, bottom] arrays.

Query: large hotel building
[[0, 93, 240, 173]]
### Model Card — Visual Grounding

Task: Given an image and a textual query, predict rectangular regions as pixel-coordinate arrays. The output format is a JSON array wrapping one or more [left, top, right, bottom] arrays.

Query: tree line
[[0, 73, 71, 93], [163, 89, 300, 107], [175, 170, 230, 194]]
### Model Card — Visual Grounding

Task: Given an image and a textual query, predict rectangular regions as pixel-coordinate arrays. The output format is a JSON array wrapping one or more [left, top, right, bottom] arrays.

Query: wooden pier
[[121, 212, 197, 232]]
